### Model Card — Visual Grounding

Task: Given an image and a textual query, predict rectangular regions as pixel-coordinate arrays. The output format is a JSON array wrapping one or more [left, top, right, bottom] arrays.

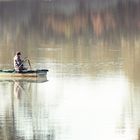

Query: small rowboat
[[0, 69, 48, 78]]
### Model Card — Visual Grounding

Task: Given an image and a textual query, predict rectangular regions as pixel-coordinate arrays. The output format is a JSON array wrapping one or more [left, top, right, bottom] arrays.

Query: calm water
[[0, 40, 140, 140]]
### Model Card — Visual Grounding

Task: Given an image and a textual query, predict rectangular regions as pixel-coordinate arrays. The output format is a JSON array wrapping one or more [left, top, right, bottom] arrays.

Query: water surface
[[1, 41, 140, 140]]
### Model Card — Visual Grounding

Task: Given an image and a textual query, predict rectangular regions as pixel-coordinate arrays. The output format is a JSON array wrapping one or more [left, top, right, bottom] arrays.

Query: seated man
[[14, 52, 26, 72]]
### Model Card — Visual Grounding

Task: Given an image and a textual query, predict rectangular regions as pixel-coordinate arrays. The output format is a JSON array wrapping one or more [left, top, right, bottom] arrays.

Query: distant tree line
[[0, 0, 139, 45]]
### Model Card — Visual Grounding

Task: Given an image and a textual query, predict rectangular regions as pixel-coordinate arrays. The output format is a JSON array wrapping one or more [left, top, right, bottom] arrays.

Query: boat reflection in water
[[0, 74, 48, 101], [0, 74, 49, 140], [14, 81, 28, 99], [13, 76, 48, 99]]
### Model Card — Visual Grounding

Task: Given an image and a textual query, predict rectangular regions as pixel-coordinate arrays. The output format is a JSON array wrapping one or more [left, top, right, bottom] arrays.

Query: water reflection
[[13, 81, 31, 99], [1, 41, 140, 140], [0, 60, 139, 140], [1, 43, 140, 140], [12, 80, 54, 140]]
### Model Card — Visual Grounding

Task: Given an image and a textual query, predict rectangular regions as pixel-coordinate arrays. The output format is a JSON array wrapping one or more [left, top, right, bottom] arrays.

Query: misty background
[[0, 0, 139, 46], [0, 0, 140, 68]]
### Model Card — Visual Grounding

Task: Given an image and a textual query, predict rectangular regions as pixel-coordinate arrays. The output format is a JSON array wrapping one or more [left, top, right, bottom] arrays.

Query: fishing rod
[[18, 57, 32, 70]]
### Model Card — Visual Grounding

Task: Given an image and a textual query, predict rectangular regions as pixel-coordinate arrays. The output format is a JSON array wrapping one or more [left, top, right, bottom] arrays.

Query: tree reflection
[[0, 0, 139, 47]]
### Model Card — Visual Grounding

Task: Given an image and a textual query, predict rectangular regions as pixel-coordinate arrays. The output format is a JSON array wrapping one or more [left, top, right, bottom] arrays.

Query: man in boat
[[14, 52, 27, 72]]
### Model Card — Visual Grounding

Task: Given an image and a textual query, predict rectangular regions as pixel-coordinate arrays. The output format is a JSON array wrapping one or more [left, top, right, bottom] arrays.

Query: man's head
[[16, 52, 21, 55]]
